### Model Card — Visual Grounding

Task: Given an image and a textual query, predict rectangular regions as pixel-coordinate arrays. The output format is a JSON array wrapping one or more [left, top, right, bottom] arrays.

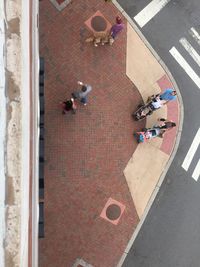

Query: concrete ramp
[[124, 144, 168, 218], [125, 22, 180, 219]]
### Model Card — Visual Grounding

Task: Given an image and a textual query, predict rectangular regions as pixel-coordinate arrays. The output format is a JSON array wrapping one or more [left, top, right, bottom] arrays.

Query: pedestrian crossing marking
[[134, 0, 171, 28], [189, 27, 200, 46], [170, 28, 200, 181], [169, 47, 200, 89], [179, 38, 200, 67], [182, 128, 200, 172], [192, 159, 200, 181]]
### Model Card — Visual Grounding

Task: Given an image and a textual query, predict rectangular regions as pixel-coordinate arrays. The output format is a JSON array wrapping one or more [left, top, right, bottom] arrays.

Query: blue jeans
[[81, 97, 87, 104]]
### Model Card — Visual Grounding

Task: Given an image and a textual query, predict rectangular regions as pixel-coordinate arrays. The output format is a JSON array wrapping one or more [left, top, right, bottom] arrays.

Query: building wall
[[0, 0, 6, 266], [29, 0, 40, 266], [4, 0, 39, 266]]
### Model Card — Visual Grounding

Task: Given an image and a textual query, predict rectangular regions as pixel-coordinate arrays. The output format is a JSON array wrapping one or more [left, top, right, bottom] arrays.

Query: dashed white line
[[189, 27, 200, 46], [179, 38, 200, 67], [134, 0, 171, 28], [182, 128, 200, 171], [192, 159, 200, 181], [169, 47, 200, 89]]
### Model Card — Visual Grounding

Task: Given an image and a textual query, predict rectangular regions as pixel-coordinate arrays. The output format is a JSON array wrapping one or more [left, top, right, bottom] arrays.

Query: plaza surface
[[39, 1, 179, 266]]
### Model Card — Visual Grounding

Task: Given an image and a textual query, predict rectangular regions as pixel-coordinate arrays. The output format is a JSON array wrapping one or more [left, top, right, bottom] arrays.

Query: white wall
[[20, 0, 31, 266], [21, 0, 40, 266], [0, 1, 6, 266], [28, 0, 40, 266]]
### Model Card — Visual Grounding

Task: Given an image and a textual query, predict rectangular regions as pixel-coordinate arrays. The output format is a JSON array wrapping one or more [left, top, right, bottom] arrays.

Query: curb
[[111, 1, 184, 266]]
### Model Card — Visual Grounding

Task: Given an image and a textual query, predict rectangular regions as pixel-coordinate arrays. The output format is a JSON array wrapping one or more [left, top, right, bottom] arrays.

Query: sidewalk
[[39, 1, 179, 267]]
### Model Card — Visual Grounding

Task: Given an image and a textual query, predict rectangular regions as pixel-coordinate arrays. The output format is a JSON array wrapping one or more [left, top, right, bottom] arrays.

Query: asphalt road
[[117, 0, 200, 266]]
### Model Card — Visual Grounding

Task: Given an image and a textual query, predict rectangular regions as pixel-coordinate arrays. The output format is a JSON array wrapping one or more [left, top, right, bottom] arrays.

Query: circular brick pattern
[[106, 204, 121, 221], [91, 16, 107, 31]]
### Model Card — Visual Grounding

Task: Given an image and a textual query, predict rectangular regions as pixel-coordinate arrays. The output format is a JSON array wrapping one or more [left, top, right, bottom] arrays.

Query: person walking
[[109, 16, 124, 45], [159, 88, 177, 104], [60, 98, 76, 114], [72, 81, 92, 106], [157, 118, 176, 137]]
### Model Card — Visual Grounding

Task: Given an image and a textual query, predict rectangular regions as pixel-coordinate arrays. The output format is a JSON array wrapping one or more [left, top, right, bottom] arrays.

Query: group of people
[[151, 89, 177, 136], [154, 117, 176, 138], [85, 15, 124, 47], [136, 88, 177, 142], [60, 13, 177, 141], [60, 81, 92, 114], [60, 84, 177, 138], [60, 15, 124, 114], [147, 89, 177, 112]]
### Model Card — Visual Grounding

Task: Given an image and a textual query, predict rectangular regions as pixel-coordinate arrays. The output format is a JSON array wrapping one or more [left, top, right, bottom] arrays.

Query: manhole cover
[[106, 204, 121, 221], [91, 16, 107, 32]]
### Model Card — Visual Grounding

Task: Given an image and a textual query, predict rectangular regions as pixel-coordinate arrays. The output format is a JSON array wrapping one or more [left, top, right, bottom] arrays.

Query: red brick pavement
[[39, 1, 145, 266]]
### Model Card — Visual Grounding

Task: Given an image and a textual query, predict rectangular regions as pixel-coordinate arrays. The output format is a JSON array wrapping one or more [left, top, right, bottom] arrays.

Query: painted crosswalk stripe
[[192, 159, 200, 181], [182, 128, 200, 171], [189, 27, 200, 46], [169, 47, 200, 89], [179, 38, 200, 67], [134, 0, 171, 28]]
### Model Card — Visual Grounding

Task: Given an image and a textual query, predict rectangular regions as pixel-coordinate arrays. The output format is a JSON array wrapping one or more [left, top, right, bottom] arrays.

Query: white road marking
[[179, 38, 200, 67], [189, 27, 200, 46], [169, 47, 200, 89], [134, 0, 171, 28], [192, 159, 200, 181], [182, 128, 200, 171]]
